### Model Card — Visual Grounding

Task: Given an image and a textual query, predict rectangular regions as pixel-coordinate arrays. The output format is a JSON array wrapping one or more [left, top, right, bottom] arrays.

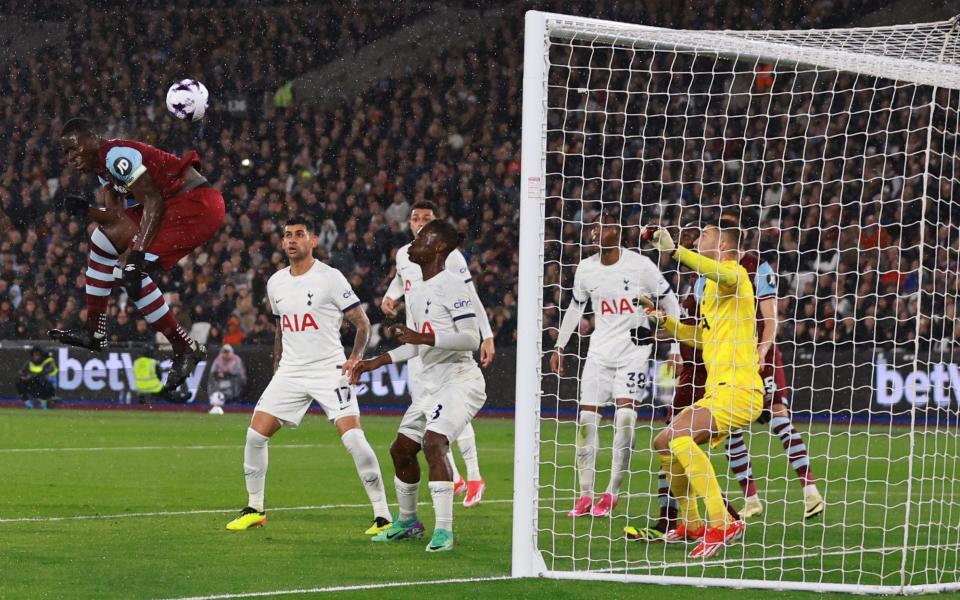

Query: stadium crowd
[[1, 0, 956, 355]]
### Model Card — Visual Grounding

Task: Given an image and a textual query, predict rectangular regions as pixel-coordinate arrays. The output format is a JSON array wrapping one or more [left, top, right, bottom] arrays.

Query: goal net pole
[[513, 8, 550, 579]]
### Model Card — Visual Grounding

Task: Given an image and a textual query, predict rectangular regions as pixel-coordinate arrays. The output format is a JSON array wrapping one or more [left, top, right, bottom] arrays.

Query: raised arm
[[643, 227, 740, 289], [674, 247, 740, 289]]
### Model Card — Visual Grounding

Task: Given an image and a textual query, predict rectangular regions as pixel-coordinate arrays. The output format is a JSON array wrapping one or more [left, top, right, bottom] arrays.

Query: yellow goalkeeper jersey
[[665, 247, 763, 396]]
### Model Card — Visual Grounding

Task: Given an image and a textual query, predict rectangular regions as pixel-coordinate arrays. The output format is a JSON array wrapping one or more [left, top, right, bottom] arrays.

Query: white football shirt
[[391, 244, 471, 326], [403, 270, 481, 385], [572, 249, 676, 367], [267, 259, 361, 370]]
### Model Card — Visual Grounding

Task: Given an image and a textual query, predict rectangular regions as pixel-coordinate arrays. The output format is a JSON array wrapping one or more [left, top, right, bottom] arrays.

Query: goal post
[[514, 9, 960, 594]]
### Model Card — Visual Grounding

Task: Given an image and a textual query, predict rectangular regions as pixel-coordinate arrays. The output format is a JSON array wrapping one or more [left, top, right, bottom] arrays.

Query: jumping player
[[49, 117, 225, 392], [551, 213, 681, 518], [226, 217, 391, 535], [352, 219, 486, 553], [382, 200, 494, 508]]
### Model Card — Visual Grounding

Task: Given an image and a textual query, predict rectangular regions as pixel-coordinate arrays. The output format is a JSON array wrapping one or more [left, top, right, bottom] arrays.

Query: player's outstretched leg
[[226, 423, 273, 531], [569, 410, 600, 517], [594, 406, 636, 517], [128, 268, 204, 393], [422, 430, 455, 552], [337, 420, 392, 535], [457, 422, 485, 508], [372, 434, 425, 543], [48, 227, 119, 352], [725, 431, 763, 518], [770, 407, 823, 518]]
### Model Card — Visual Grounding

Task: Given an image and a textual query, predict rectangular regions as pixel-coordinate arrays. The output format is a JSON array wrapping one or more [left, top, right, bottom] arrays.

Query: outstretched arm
[[674, 246, 740, 289]]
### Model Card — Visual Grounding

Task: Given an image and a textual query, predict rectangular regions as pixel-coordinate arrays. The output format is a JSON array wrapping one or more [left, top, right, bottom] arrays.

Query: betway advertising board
[[0, 344, 956, 415]]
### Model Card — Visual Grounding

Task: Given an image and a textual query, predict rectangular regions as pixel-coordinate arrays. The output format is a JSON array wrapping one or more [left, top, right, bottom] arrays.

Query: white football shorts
[[255, 363, 359, 427], [580, 346, 652, 407], [398, 367, 486, 444]]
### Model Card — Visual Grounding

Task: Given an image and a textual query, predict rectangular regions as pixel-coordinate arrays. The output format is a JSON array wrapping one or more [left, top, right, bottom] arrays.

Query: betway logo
[[56, 348, 206, 401], [876, 356, 960, 406], [353, 363, 408, 398]]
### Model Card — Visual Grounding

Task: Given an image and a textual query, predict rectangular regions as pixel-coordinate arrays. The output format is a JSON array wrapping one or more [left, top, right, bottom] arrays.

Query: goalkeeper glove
[[640, 226, 676, 253], [62, 194, 92, 217], [635, 295, 666, 328], [122, 250, 147, 296]]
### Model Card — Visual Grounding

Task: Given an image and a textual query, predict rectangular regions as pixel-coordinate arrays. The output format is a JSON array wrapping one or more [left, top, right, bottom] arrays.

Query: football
[[165, 79, 209, 121]]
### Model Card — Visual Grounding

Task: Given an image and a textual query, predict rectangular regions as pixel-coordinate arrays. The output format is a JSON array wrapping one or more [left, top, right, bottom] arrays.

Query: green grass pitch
[[1, 410, 957, 599]]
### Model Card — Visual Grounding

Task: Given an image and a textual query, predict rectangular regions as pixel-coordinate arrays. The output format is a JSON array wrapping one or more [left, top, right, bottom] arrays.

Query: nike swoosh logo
[[275, 298, 283, 303], [386, 529, 406, 540]]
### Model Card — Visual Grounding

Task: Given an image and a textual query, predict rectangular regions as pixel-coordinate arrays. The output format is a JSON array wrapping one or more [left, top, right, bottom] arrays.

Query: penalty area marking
[[154, 576, 516, 600]]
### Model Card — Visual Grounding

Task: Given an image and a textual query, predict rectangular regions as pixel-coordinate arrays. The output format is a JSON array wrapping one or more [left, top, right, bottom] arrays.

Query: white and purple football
[[165, 79, 209, 122]]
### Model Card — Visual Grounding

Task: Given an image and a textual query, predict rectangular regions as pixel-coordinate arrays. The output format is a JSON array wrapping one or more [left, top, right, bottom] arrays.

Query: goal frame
[[512, 9, 960, 594]]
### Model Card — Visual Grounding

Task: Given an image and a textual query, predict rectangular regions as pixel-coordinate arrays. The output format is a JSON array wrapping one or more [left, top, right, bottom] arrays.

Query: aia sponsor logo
[[599, 298, 637, 315], [281, 313, 320, 332]]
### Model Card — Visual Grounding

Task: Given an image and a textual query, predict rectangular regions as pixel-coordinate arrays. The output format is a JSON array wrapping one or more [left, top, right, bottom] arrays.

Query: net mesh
[[534, 14, 960, 592]]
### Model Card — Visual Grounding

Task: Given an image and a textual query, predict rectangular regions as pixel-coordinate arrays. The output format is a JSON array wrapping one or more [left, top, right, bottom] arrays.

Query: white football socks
[[447, 450, 462, 483], [607, 407, 637, 496], [341, 428, 391, 521], [395, 476, 420, 522], [243, 427, 270, 512], [576, 411, 601, 497], [429, 480, 455, 532], [456, 423, 481, 481]]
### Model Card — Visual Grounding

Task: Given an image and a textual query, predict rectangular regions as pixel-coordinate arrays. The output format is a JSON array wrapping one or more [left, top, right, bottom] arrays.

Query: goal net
[[514, 10, 960, 594]]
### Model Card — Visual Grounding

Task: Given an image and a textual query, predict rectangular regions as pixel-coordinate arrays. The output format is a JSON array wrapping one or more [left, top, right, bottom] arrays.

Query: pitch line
[[0, 443, 514, 454], [154, 576, 516, 600], [0, 498, 517, 524]]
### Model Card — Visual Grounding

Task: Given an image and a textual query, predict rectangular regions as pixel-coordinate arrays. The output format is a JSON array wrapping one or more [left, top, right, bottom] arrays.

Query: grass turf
[[1, 409, 956, 599]]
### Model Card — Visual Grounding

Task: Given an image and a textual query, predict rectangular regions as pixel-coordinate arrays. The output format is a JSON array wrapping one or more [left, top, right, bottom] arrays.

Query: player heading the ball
[[50, 117, 225, 393], [351, 219, 486, 553]]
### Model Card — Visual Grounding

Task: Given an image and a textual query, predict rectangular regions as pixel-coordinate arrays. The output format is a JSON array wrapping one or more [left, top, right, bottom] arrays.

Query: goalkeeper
[[634, 224, 762, 559]]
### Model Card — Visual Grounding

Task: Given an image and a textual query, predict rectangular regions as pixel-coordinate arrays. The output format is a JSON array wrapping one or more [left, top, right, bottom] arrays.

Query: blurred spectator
[[17, 346, 57, 409], [222, 316, 246, 345], [207, 345, 247, 403]]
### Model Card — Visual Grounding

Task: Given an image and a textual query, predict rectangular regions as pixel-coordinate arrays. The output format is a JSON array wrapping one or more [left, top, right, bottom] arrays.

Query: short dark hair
[[284, 215, 315, 233], [410, 200, 438, 214], [718, 226, 742, 249], [421, 219, 462, 251], [598, 209, 621, 225], [61, 117, 96, 138]]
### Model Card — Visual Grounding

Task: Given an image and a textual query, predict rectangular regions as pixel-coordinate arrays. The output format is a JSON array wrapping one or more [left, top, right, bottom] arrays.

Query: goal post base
[[539, 571, 960, 596]]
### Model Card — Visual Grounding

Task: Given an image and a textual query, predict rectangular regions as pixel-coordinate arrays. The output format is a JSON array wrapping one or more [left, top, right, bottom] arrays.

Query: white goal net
[[514, 10, 960, 594]]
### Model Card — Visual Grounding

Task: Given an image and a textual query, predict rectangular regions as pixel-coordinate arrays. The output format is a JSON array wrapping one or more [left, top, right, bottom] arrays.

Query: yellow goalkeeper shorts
[[695, 387, 764, 446]]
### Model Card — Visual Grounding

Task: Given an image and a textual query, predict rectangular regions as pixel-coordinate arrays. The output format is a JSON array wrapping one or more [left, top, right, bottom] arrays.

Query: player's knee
[[422, 431, 449, 461], [653, 429, 672, 453], [771, 403, 789, 418], [390, 436, 418, 466]]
